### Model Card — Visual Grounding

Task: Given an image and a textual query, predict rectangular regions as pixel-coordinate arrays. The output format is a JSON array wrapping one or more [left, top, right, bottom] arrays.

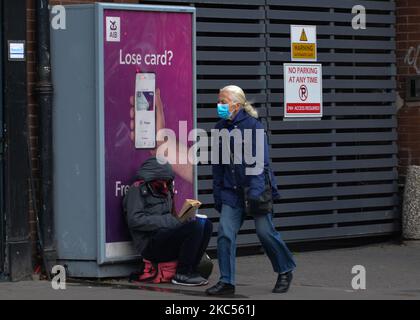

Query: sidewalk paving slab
[[1, 241, 419, 300]]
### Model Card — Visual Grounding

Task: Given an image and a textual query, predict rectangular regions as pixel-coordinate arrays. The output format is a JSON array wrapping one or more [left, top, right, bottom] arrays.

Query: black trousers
[[142, 219, 213, 275]]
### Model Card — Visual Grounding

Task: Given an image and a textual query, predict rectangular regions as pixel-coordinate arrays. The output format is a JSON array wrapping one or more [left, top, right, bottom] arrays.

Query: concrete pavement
[[1, 241, 419, 300]]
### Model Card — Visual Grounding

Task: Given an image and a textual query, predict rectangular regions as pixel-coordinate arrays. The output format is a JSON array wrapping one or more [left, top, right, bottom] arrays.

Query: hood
[[137, 157, 175, 182], [230, 109, 250, 125]]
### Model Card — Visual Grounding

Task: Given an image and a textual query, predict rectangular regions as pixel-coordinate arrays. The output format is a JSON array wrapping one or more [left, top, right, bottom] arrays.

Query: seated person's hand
[[177, 215, 195, 224], [176, 211, 197, 224]]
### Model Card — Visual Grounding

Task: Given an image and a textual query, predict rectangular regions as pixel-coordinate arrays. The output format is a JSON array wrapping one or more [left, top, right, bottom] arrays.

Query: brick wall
[[26, 0, 38, 263], [396, 0, 420, 185]]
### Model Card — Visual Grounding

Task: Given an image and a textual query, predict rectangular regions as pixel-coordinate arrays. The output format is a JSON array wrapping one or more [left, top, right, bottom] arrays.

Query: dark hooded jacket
[[123, 158, 182, 255], [212, 109, 280, 212]]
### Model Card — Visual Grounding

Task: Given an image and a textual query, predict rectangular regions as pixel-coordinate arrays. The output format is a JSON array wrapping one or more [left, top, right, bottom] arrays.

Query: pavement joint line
[[67, 279, 250, 299]]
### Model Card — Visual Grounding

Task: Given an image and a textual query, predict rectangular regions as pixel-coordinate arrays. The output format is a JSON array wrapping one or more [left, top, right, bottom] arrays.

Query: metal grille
[[142, 0, 399, 247]]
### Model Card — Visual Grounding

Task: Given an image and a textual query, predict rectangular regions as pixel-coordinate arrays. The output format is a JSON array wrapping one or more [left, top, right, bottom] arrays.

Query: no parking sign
[[284, 63, 323, 118]]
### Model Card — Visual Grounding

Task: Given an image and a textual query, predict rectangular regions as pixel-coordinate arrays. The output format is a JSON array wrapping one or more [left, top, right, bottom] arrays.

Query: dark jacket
[[123, 158, 181, 255], [212, 109, 280, 212]]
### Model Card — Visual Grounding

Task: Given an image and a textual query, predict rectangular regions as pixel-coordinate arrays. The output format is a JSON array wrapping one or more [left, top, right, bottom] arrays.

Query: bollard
[[403, 166, 420, 240]]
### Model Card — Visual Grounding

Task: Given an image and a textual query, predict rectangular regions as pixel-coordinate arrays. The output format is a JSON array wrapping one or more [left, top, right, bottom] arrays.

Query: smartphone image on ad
[[135, 73, 156, 149]]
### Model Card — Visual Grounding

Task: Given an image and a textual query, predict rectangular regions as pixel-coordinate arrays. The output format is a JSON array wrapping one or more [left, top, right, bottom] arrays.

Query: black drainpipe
[[35, 0, 56, 278]]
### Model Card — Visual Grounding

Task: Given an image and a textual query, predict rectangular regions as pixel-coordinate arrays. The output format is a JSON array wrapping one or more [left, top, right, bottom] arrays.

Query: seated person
[[123, 157, 213, 287]]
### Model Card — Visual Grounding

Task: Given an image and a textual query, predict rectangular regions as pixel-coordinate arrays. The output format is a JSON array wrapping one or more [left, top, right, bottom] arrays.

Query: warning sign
[[291, 25, 317, 62], [284, 63, 323, 118], [300, 29, 308, 42]]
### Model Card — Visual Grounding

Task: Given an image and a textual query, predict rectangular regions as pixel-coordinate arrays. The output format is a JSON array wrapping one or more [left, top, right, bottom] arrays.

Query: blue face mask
[[217, 104, 232, 120]]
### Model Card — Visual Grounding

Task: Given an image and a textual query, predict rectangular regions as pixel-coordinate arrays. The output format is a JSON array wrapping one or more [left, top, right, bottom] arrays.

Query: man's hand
[[177, 213, 196, 224]]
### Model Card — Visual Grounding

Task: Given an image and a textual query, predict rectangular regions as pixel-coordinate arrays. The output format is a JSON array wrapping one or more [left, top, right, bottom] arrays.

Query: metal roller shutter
[[142, 0, 399, 248]]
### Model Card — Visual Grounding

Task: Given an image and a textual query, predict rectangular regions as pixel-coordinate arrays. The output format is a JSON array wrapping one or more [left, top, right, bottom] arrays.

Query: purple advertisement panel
[[102, 8, 194, 259]]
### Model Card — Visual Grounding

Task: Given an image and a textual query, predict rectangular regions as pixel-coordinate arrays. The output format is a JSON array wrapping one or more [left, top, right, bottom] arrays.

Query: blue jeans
[[217, 204, 296, 285]]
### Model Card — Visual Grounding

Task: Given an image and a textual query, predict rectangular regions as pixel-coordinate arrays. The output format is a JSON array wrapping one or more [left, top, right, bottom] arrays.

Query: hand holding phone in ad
[[134, 73, 156, 149], [130, 88, 165, 145], [129, 88, 193, 184]]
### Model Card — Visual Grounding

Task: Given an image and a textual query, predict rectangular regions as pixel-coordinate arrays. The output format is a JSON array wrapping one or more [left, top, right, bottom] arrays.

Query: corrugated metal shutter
[[142, 0, 400, 247]]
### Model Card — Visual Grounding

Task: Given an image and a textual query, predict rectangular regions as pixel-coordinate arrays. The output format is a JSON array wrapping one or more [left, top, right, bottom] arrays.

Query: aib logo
[[110, 21, 118, 31], [106, 17, 121, 42]]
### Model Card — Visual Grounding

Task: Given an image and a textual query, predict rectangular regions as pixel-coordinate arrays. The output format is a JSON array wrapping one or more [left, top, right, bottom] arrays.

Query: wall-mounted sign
[[8, 41, 26, 61], [291, 25, 317, 62], [284, 63, 323, 118]]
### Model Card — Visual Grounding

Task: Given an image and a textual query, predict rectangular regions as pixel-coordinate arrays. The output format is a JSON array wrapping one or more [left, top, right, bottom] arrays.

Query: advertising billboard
[[97, 4, 196, 264]]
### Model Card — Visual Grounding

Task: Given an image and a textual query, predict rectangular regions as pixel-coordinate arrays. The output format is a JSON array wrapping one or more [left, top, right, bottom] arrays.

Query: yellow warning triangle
[[300, 29, 308, 42]]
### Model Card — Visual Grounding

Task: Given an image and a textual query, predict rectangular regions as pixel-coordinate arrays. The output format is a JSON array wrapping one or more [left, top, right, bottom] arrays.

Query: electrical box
[[51, 3, 196, 277]]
